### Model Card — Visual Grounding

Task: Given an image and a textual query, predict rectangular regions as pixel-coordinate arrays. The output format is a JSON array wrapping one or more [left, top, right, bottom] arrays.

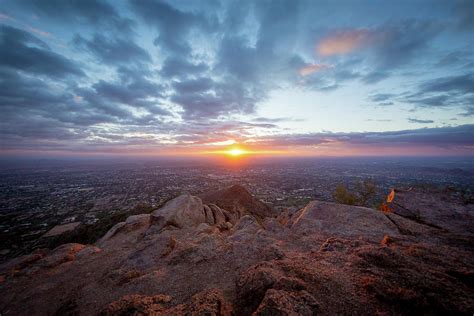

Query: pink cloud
[[299, 63, 332, 76], [317, 29, 375, 56]]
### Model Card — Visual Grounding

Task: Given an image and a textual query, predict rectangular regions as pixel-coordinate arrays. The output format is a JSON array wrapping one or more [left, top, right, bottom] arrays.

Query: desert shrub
[[333, 184, 358, 205], [333, 179, 378, 208]]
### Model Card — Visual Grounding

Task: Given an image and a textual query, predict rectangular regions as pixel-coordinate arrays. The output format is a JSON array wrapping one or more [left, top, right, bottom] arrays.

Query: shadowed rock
[[200, 185, 276, 220]]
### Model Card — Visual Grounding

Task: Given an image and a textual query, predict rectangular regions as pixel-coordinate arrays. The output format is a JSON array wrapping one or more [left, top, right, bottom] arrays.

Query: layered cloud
[[0, 25, 84, 77], [0, 0, 473, 156]]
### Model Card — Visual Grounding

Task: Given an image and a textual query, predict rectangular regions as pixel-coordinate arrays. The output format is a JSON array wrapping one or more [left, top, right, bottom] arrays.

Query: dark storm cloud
[[0, 25, 84, 78], [73, 34, 151, 65], [408, 118, 435, 124], [7, 0, 134, 33]]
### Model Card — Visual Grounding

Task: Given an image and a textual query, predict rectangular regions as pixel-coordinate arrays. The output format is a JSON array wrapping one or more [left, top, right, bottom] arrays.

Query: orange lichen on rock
[[387, 189, 395, 203], [381, 235, 392, 246]]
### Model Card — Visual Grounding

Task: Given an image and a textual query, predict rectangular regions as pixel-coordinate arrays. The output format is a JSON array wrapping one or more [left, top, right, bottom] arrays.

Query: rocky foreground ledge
[[0, 185, 473, 315]]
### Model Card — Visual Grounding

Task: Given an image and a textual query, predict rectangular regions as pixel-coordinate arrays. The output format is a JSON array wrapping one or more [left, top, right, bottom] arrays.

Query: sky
[[0, 0, 473, 157]]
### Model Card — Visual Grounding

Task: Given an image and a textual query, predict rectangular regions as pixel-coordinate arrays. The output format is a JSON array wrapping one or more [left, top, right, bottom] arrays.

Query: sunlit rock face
[[0, 187, 473, 315]]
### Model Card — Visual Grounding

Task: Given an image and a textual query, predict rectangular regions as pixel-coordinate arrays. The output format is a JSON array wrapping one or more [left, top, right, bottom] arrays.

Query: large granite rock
[[98, 214, 151, 247], [151, 194, 207, 230], [389, 188, 474, 235], [0, 188, 473, 315], [290, 200, 400, 240], [200, 185, 276, 220]]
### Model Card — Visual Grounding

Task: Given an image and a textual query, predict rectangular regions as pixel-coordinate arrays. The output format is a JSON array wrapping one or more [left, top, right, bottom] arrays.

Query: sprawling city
[[1, 157, 472, 261]]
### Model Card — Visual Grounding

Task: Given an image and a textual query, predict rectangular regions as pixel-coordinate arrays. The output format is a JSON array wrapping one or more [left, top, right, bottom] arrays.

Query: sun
[[226, 148, 247, 156]]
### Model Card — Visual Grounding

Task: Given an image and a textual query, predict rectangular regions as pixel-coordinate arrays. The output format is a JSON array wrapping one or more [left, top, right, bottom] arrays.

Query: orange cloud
[[317, 29, 373, 56], [299, 63, 331, 76]]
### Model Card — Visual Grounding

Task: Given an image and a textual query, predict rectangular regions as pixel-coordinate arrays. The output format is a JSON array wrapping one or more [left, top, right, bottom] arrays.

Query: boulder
[[203, 205, 215, 225], [208, 204, 226, 225], [389, 188, 474, 235], [97, 214, 151, 246], [1, 190, 473, 315], [290, 201, 400, 240], [43, 222, 81, 238], [233, 215, 260, 232], [200, 185, 276, 220], [151, 194, 206, 230]]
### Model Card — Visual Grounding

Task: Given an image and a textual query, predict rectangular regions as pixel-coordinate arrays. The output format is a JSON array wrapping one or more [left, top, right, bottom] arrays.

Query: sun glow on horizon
[[226, 148, 248, 156], [203, 145, 288, 158]]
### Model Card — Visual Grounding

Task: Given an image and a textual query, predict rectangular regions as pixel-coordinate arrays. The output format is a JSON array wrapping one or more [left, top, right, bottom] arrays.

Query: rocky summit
[[0, 185, 473, 315]]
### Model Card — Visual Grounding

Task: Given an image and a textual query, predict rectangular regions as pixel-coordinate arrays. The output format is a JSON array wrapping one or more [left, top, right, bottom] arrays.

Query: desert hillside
[[0, 185, 473, 315]]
